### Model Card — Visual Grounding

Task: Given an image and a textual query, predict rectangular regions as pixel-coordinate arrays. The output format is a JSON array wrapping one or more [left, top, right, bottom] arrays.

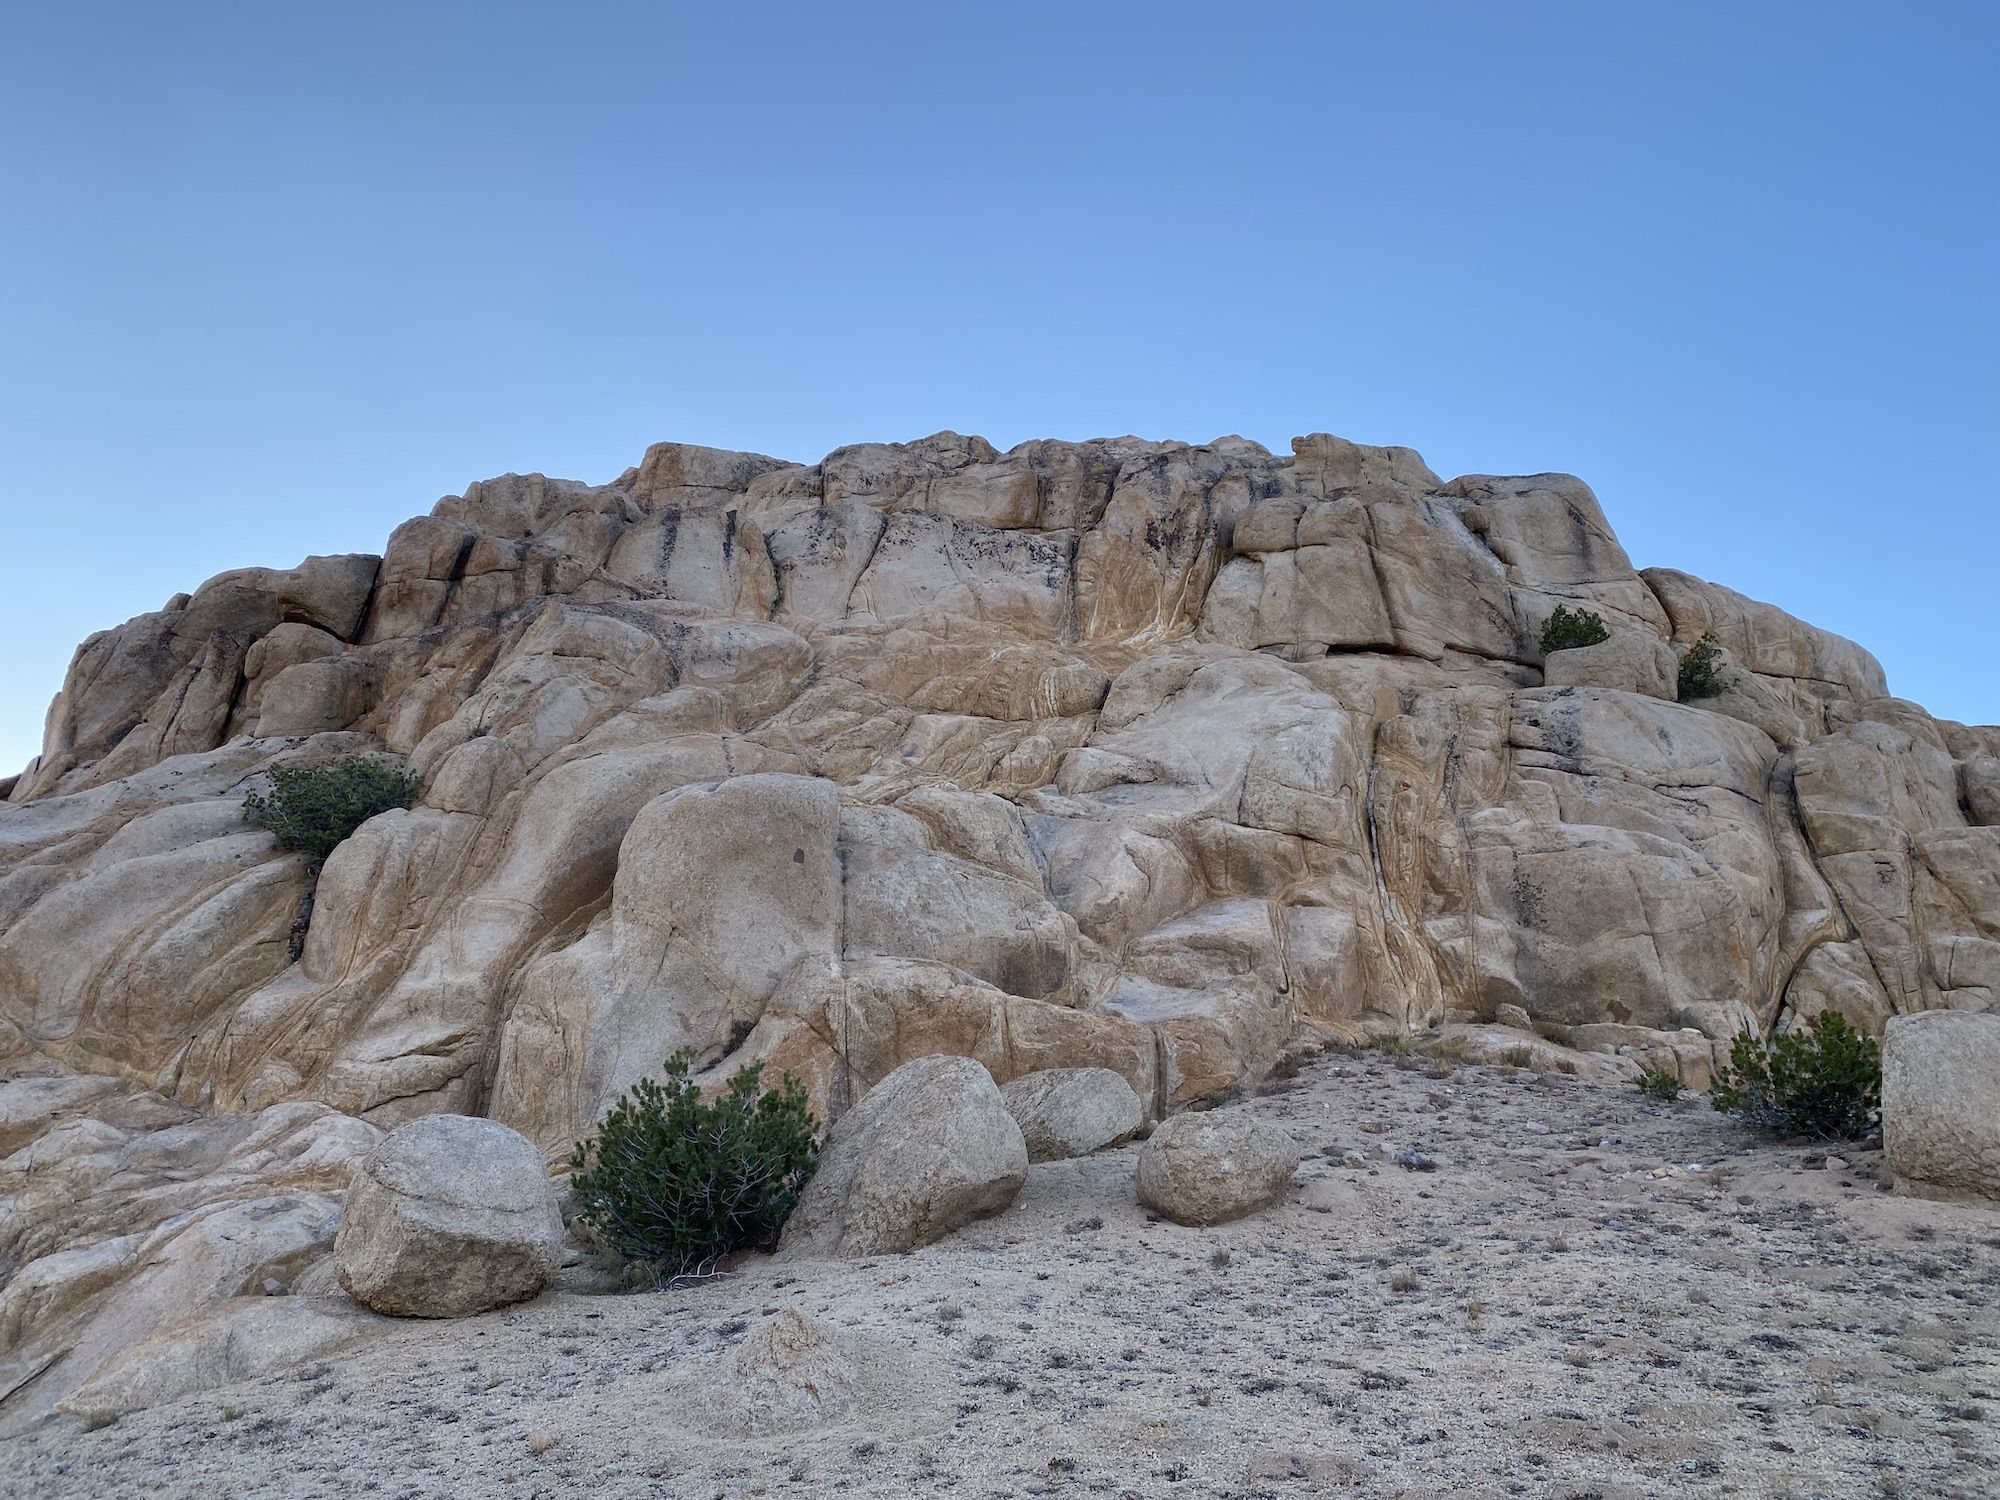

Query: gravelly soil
[[8, 1050, 1998, 1500]]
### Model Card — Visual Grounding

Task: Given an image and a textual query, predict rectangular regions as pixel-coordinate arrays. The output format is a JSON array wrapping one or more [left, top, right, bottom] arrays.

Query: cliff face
[[2, 429, 1996, 1417]]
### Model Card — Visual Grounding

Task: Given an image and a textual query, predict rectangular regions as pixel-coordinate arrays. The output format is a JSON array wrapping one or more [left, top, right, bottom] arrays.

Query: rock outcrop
[[1, 427, 1995, 1410]]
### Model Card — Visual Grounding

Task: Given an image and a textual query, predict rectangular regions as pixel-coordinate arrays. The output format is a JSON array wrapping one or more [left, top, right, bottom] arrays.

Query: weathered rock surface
[[56, 1295, 390, 1420], [1001, 1067, 1145, 1162], [1, 426, 1994, 1410], [700, 1307, 873, 1436], [779, 1055, 1027, 1258], [1542, 631, 1678, 700], [1136, 1108, 1300, 1225], [1883, 1010, 2000, 1205], [334, 1115, 562, 1317]]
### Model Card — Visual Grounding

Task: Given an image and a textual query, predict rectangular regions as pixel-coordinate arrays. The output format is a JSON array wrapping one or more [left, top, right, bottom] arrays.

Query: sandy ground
[[7, 1048, 1998, 1500]]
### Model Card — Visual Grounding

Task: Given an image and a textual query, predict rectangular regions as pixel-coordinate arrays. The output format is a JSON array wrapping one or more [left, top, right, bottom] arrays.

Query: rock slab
[[1136, 1109, 1301, 1225], [1883, 1010, 2000, 1205], [335, 1115, 563, 1317], [780, 1055, 1027, 1257], [1001, 1066, 1145, 1162], [1543, 630, 1679, 700]]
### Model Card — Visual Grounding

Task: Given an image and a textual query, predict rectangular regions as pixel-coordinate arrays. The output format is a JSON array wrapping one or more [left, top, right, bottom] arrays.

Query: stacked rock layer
[[2, 430, 1995, 1418]]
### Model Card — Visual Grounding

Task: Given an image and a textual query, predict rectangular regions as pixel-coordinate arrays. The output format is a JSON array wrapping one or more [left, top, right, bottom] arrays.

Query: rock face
[[56, 1295, 388, 1420], [1002, 1067, 1145, 1162], [1, 427, 1995, 1407], [1136, 1109, 1301, 1225], [334, 1115, 562, 1317], [1883, 1011, 2000, 1205], [780, 1055, 1028, 1258], [1543, 631, 1678, 700]]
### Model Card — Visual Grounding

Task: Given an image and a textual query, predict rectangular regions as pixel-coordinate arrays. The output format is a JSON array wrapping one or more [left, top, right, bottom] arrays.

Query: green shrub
[[568, 1049, 818, 1278], [243, 757, 422, 865], [1539, 605, 1611, 655], [1710, 1012, 1881, 1140], [1677, 632, 1727, 700], [1635, 1065, 1683, 1101]]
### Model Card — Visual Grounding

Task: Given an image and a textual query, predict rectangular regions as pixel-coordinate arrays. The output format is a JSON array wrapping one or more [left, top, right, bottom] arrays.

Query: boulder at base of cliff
[[1883, 1010, 2000, 1206], [779, 1055, 1028, 1258], [1136, 1109, 1301, 1226], [1001, 1066, 1145, 1162], [335, 1115, 564, 1317]]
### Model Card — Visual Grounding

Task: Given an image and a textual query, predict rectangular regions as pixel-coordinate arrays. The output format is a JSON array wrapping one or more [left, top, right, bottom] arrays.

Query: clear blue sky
[[4, 3, 1996, 776]]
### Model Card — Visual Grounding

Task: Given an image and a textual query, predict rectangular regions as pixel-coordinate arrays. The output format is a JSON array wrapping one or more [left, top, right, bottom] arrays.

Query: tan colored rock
[[56, 1295, 388, 1419], [3, 425, 1996, 1419], [779, 1055, 1027, 1258], [1001, 1067, 1145, 1162], [255, 656, 381, 736], [1136, 1108, 1300, 1225], [1883, 1010, 2000, 1205], [334, 1115, 562, 1317], [1542, 631, 1677, 700], [278, 554, 381, 642]]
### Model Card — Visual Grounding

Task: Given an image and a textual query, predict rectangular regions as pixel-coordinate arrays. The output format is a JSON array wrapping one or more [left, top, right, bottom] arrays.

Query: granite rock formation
[[2, 428, 1995, 1417]]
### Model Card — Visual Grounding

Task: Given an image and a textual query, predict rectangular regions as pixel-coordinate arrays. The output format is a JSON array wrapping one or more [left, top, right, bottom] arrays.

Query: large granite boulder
[[1542, 630, 1678, 700], [1001, 1067, 1145, 1162], [779, 1055, 1027, 1258], [334, 1115, 563, 1317], [1136, 1109, 1301, 1225], [1883, 1011, 2000, 1205]]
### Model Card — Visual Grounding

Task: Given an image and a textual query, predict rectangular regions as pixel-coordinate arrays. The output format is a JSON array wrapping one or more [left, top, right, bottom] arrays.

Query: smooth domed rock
[[779, 1055, 1027, 1258], [1883, 1011, 2000, 1205], [335, 1115, 562, 1317], [1136, 1109, 1300, 1226], [1001, 1067, 1144, 1162]]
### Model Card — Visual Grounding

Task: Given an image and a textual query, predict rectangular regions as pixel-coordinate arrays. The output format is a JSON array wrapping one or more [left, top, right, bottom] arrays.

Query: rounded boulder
[[335, 1114, 563, 1318], [1136, 1109, 1300, 1226], [1001, 1067, 1144, 1162], [779, 1055, 1027, 1258]]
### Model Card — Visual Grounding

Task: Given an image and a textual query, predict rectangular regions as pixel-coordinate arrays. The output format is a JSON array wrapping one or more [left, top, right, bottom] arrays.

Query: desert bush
[[1677, 632, 1726, 700], [1539, 605, 1611, 655], [568, 1049, 818, 1277], [1635, 1065, 1683, 1101], [243, 756, 421, 865], [1709, 1012, 1880, 1139]]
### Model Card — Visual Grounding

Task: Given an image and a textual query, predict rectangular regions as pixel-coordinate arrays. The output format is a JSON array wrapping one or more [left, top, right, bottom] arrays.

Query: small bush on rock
[[1539, 605, 1611, 655], [243, 756, 421, 865], [1710, 1012, 1881, 1140], [568, 1049, 818, 1278], [1636, 1065, 1683, 1101], [1677, 632, 1727, 700]]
